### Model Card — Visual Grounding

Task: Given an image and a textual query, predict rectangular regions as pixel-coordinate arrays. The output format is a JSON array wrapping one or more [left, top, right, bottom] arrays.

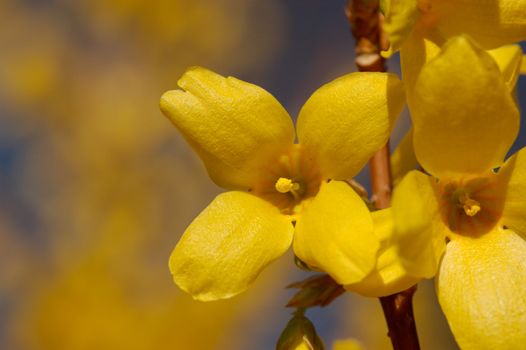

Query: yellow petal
[[487, 44, 523, 91], [437, 228, 526, 350], [297, 73, 405, 180], [521, 55, 526, 74], [345, 209, 421, 297], [160, 67, 295, 190], [400, 33, 441, 107], [412, 36, 519, 178], [434, 0, 526, 49], [391, 170, 446, 278], [169, 191, 293, 301], [391, 128, 418, 187], [293, 181, 379, 285], [381, 0, 420, 57], [498, 147, 526, 238]]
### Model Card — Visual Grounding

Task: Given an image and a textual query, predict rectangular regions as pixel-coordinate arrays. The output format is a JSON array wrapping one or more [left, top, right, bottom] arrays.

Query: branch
[[346, 1, 421, 349]]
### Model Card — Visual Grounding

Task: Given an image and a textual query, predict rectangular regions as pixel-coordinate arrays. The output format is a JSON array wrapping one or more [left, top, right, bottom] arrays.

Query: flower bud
[[276, 314, 325, 350]]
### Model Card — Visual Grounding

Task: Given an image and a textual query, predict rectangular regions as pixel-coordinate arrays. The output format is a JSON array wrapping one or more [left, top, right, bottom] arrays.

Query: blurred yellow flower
[[332, 339, 364, 350], [392, 36, 526, 349], [65, 0, 284, 75], [11, 200, 287, 350], [161, 66, 406, 300]]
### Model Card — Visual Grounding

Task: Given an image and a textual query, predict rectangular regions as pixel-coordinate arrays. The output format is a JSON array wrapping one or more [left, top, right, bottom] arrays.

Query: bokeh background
[[1, 1, 524, 349]]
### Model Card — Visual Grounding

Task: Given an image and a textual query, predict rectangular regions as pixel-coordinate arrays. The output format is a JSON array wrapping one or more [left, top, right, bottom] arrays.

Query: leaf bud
[[276, 313, 325, 350]]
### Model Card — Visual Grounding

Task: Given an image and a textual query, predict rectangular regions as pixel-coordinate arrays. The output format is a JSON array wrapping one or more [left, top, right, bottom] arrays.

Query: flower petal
[[400, 33, 440, 107], [381, 0, 420, 57], [293, 180, 379, 285], [160, 67, 295, 190], [297, 73, 405, 180], [391, 128, 418, 187], [437, 228, 526, 350], [487, 44, 523, 91], [169, 191, 293, 301], [434, 0, 526, 49], [345, 209, 421, 297], [392, 170, 447, 278], [498, 147, 526, 239], [412, 36, 519, 178]]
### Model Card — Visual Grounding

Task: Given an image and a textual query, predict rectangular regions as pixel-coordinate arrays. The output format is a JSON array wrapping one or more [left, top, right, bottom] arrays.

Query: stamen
[[275, 177, 302, 200], [275, 177, 295, 193], [458, 192, 481, 217]]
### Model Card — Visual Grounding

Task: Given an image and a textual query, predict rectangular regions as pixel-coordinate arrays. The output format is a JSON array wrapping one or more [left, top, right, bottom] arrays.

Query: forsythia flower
[[382, 0, 526, 107], [383, 0, 526, 55], [392, 36, 526, 349], [160, 67, 405, 301], [390, 43, 524, 186]]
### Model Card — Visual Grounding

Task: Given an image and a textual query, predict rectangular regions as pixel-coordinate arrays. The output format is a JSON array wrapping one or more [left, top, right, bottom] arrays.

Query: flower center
[[253, 145, 321, 215], [456, 191, 481, 217], [275, 177, 304, 199], [437, 175, 504, 237]]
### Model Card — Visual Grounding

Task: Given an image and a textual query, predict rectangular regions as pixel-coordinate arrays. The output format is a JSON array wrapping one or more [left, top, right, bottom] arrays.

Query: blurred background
[[0, 1, 524, 349]]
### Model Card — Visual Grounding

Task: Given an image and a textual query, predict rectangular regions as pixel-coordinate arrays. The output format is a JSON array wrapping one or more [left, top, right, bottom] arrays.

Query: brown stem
[[369, 143, 392, 208], [346, 1, 421, 349], [380, 285, 420, 350], [345, 0, 386, 72]]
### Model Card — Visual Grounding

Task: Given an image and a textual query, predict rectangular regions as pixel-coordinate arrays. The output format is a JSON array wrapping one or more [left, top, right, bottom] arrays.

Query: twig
[[346, 1, 421, 349]]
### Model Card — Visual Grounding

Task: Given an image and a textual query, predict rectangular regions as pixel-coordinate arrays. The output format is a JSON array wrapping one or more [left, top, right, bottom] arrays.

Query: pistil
[[458, 192, 481, 217]]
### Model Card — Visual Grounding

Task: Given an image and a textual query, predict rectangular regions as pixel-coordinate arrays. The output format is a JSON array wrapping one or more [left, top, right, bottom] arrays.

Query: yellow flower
[[160, 67, 405, 301], [383, 0, 526, 56], [382, 0, 526, 111], [390, 42, 524, 185], [392, 36, 526, 349], [343, 207, 422, 297], [332, 339, 365, 350]]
